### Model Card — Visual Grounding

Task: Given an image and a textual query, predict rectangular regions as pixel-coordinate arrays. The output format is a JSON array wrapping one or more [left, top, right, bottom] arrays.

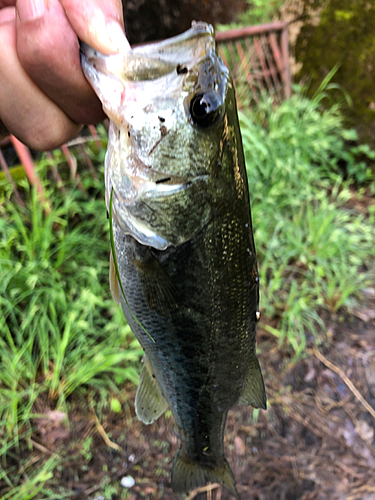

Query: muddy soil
[[16, 297, 375, 500]]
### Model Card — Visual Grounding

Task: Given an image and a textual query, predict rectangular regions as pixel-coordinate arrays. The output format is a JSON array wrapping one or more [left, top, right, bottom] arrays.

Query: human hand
[[0, 0, 130, 150]]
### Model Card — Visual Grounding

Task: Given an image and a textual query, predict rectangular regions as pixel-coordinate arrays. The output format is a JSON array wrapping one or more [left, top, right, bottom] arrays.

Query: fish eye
[[188, 91, 223, 128]]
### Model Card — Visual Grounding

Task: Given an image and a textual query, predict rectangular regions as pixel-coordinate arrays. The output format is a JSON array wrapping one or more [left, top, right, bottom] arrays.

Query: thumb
[[60, 0, 130, 54], [16, 0, 106, 125]]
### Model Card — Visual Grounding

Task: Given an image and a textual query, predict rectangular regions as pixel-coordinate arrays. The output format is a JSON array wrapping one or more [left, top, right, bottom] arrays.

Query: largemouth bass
[[81, 22, 266, 499]]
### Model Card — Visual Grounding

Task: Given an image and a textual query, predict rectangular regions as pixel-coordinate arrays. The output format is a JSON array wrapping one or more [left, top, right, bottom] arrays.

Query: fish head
[[81, 22, 235, 250]]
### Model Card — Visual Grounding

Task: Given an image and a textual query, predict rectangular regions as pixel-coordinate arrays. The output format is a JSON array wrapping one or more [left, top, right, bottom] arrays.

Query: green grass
[[241, 89, 375, 353], [0, 149, 143, 497], [1, 87, 375, 496]]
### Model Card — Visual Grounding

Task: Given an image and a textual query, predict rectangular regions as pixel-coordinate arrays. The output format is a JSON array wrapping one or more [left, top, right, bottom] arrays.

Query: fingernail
[[89, 11, 129, 54], [106, 21, 131, 53], [17, 0, 46, 21]]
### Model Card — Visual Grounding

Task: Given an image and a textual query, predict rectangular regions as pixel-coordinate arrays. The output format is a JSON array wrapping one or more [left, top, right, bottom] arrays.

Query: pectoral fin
[[135, 356, 168, 424], [238, 356, 267, 410], [133, 249, 182, 317], [109, 250, 120, 305]]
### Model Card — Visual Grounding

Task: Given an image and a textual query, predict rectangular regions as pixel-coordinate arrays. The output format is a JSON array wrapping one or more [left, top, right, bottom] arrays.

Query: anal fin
[[238, 356, 267, 410], [135, 355, 168, 424]]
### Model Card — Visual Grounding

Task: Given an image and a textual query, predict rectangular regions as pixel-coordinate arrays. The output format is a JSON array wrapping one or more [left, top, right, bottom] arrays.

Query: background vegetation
[[1, 0, 375, 496], [1, 82, 374, 497], [240, 87, 375, 353], [0, 141, 142, 498], [294, 0, 375, 147]]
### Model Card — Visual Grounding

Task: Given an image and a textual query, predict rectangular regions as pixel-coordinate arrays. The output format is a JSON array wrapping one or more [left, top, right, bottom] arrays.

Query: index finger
[[60, 0, 130, 54]]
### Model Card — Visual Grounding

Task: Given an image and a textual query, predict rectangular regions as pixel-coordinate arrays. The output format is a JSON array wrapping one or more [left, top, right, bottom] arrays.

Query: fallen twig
[[311, 346, 375, 421], [347, 484, 375, 500], [29, 438, 60, 459], [90, 408, 122, 452], [187, 482, 221, 499]]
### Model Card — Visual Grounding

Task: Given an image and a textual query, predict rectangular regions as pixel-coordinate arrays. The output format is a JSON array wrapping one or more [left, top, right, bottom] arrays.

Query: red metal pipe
[[10, 135, 51, 213], [281, 26, 291, 98], [215, 22, 287, 42]]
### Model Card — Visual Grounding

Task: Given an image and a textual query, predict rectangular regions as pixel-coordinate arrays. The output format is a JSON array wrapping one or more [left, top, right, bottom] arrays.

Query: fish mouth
[[80, 42, 177, 82], [79, 21, 215, 86], [80, 22, 217, 125]]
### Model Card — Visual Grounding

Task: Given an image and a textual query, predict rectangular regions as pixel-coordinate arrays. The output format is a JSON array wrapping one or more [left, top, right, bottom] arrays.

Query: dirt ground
[[18, 289, 375, 500]]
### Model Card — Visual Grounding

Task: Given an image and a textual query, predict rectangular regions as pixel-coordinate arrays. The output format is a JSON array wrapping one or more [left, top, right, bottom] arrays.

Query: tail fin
[[171, 445, 240, 499]]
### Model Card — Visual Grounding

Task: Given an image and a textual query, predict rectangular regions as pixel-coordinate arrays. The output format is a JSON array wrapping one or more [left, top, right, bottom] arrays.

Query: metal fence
[[216, 21, 291, 107], [0, 22, 291, 197]]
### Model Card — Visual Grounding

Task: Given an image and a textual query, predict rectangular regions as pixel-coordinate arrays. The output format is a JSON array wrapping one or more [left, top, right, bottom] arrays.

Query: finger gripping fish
[[81, 21, 266, 499]]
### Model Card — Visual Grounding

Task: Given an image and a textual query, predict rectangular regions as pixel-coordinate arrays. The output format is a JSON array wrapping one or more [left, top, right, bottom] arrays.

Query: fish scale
[[81, 21, 266, 499]]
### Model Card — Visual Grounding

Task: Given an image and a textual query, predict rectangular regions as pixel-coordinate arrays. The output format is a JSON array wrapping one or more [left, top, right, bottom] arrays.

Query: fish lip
[[79, 42, 113, 73], [131, 21, 215, 61], [80, 42, 125, 80], [79, 41, 95, 59], [80, 21, 216, 87]]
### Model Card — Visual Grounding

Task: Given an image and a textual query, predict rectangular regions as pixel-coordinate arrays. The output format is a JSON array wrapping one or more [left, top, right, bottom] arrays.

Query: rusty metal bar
[[216, 21, 291, 108], [10, 135, 51, 213], [218, 47, 230, 70], [79, 144, 98, 180], [61, 144, 77, 179], [226, 41, 239, 74], [260, 35, 283, 102], [235, 40, 263, 103], [61, 144, 86, 193], [235, 40, 255, 78], [88, 124, 102, 149], [253, 37, 273, 95], [215, 21, 287, 42], [269, 32, 287, 99], [238, 40, 265, 96], [280, 25, 291, 98]]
